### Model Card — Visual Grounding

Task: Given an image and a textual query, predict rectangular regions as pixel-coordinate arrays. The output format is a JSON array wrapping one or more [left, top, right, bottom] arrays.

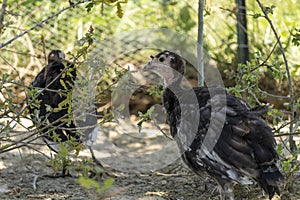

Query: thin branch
[[275, 132, 300, 137], [0, 54, 22, 83], [274, 121, 292, 133], [0, 1, 86, 49], [0, 70, 73, 140], [248, 89, 262, 104], [0, 101, 95, 153], [1, 79, 71, 93], [152, 121, 173, 140], [258, 39, 279, 67], [273, 118, 300, 136], [256, 0, 296, 151], [0, 118, 69, 153], [250, 39, 279, 72], [24, 144, 51, 159], [0, 48, 42, 58], [257, 87, 289, 99], [278, 136, 292, 155], [41, 35, 47, 63]]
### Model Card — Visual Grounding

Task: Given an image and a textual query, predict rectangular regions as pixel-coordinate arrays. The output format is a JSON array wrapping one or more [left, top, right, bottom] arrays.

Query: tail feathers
[[262, 184, 280, 200], [260, 165, 284, 199]]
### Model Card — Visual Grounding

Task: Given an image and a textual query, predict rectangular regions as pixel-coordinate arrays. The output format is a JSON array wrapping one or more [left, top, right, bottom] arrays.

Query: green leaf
[[178, 5, 196, 31], [77, 176, 101, 190], [45, 104, 52, 112], [116, 2, 123, 18], [85, 2, 95, 12], [179, 6, 191, 22], [60, 79, 67, 90], [137, 120, 143, 133], [291, 29, 300, 46], [77, 176, 114, 195], [102, 177, 114, 191], [2, 73, 9, 81]]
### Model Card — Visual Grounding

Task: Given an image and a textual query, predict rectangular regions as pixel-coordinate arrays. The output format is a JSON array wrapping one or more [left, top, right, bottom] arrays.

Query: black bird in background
[[145, 50, 284, 200], [29, 50, 99, 175]]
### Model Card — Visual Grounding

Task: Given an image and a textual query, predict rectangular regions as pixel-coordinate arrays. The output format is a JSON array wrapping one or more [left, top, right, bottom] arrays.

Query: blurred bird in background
[[29, 50, 100, 176]]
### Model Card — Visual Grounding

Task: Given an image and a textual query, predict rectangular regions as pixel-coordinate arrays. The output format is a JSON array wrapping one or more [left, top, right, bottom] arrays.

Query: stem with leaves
[[256, 0, 296, 152]]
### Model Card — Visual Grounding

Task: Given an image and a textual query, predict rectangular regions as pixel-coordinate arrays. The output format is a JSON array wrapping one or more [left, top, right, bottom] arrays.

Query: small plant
[[137, 106, 156, 133], [46, 138, 82, 176], [278, 143, 300, 199], [77, 176, 114, 198]]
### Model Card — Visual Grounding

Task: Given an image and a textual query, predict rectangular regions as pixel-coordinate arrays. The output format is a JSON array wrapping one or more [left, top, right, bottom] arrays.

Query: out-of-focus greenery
[[1, 0, 299, 100]]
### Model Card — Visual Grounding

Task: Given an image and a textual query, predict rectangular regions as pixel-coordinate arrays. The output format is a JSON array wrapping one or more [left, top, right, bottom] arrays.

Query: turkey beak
[[144, 62, 153, 71], [144, 56, 155, 71]]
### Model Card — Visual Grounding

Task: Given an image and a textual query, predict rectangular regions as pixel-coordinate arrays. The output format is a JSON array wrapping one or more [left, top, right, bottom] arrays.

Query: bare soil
[[0, 121, 299, 200]]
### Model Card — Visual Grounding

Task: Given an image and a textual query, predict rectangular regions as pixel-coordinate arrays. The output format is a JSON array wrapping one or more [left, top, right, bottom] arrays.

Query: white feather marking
[[197, 147, 253, 185], [85, 125, 99, 147]]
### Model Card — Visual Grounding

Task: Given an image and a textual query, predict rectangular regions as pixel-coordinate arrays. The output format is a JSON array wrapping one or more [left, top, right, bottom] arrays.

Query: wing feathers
[[164, 85, 283, 199]]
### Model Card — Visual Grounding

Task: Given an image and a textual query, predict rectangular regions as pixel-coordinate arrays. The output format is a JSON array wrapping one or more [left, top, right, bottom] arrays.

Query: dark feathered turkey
[[145, 50, 284, 200], [29, 50, 98, 153]]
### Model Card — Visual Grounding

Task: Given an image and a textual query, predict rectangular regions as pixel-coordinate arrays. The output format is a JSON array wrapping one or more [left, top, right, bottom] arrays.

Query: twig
[[0, 108, 76, 154], [89, 146, 103, 168], [248, 89, 262, 105], [41, 35, 47, 63], [0, 48, 42, 58], [0, 54, 22, 83], [258, 39, 279, 67], [0, 50, 77, 139], [0, 1, 86, 49], [88, 146, 119, 177], [1, 78, 75, 94], [256, 0, 296, 152], [153, 121, 173, 140], [274, 121, 293, 133], [257, 87, 289, 99], [0, 0, 7, 32], [274, 132, 300, 137], [22, 142, 52, 159], [250, 39, 279, 72]]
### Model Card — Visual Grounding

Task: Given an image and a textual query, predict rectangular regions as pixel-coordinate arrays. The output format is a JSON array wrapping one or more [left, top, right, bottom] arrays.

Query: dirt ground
[[0, 120, 299, 200]]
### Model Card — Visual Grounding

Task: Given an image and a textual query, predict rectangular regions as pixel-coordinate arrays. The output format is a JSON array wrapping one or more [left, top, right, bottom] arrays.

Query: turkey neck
[[162, 77, 182, 118]]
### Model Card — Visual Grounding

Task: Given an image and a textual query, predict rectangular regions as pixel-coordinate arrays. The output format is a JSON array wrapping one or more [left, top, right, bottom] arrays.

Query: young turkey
[[144, 50, 284, 200], [29, 50, 99, 175]]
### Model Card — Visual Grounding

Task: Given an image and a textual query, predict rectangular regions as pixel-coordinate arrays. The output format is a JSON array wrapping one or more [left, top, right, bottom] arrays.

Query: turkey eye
[[159, 57, 164, 62]]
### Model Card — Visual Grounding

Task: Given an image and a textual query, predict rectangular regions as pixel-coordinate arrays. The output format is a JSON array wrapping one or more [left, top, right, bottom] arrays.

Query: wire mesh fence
[[0, 1, 197, 154]]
